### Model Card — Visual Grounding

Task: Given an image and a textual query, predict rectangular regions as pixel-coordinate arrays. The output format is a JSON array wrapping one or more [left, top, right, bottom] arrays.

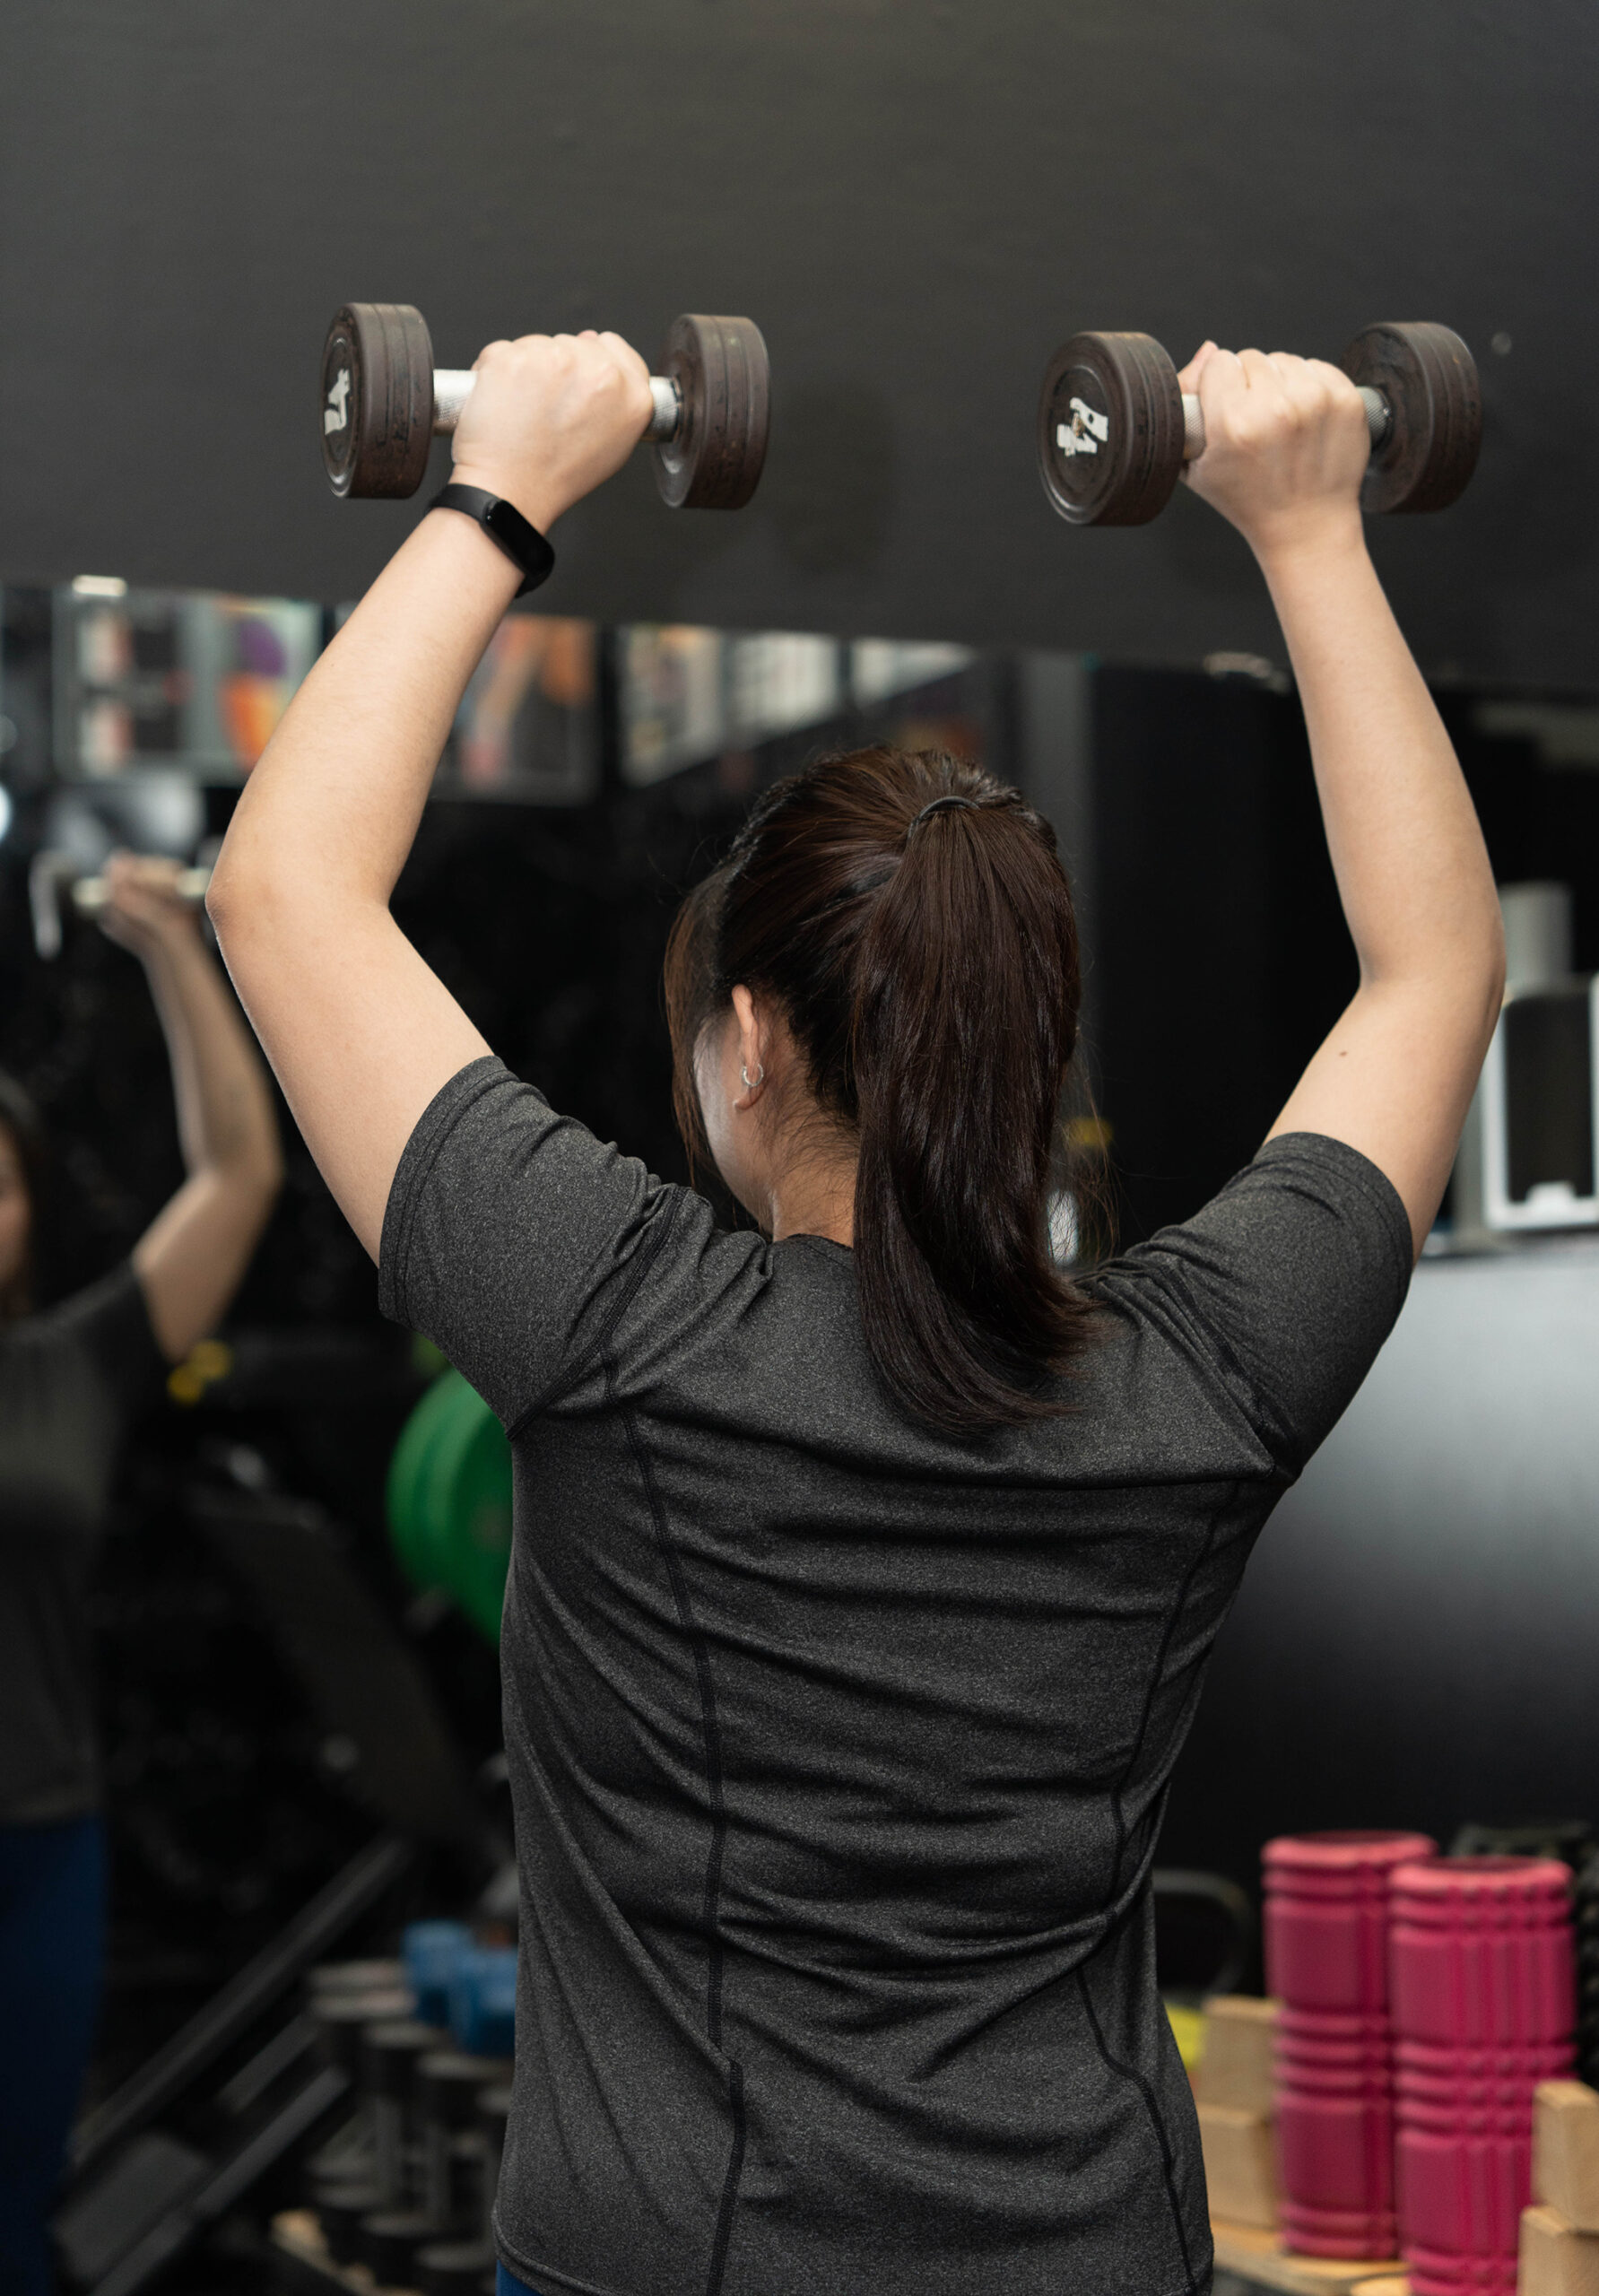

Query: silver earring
[[741, 1062, 764, 1091]]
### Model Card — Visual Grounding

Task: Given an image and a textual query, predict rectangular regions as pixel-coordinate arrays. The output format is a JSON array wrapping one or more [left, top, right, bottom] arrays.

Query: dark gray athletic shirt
[[0, 1265, 164, 1824], [380, 1057, 1412, 2296]]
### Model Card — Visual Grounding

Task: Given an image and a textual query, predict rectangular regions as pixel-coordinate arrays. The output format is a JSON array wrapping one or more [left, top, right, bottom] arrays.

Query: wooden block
[[1210, 2221, 1404, 2293], [1520, 2204, 1599, 2296], [1200, 2102, 1279, 2231], [1195, 1995, 1281, 2117], [1535, 2083, 1599, 2232]]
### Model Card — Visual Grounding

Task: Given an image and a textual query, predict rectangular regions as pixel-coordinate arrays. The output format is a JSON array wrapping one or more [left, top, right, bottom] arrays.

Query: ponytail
[[665, 747, 1099, 1433]]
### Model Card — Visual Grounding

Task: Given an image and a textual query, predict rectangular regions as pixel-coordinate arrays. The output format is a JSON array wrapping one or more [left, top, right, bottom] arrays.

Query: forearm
[[212, 509, 519, 926], [143, 930, 282, 1189], [1258, 525, 1502, 1001]]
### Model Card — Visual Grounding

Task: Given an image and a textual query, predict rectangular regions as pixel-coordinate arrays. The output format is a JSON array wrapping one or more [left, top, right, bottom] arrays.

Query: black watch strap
[[429, 483, 555, 597]]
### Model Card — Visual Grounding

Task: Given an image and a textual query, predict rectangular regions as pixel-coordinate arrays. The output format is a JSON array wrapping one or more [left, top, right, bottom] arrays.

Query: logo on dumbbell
[[324, 367, 352, 437], [1056, 397, 1110, 459]]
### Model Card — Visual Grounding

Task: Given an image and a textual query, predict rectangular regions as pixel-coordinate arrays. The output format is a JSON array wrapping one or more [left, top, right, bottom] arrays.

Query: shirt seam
[[1253, 1131, 1413, 1292], [604, 1349, 748, 2296], [503, 1190, 682, 1440], [1076, 1962, 1206, 2296], [1087, 1479, 1232, 2296]]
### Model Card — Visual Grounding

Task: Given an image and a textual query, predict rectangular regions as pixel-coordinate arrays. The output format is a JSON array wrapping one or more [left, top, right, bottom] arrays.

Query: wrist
[[1247, 508, 1369, 582], [448, 462, 563, 536]]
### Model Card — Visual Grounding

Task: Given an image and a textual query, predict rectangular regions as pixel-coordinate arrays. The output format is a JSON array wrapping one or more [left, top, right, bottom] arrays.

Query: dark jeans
[[0, 1815, 107, 2296], [498, 2270, 542, 2296]]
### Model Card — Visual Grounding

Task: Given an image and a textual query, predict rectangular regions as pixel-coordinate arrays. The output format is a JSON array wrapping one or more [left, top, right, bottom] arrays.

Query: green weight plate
[[387, 1370, 513, 1644]]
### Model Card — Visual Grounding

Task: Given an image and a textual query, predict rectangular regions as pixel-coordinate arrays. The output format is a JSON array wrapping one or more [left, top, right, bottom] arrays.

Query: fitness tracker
[[428, 483, 556, 596]]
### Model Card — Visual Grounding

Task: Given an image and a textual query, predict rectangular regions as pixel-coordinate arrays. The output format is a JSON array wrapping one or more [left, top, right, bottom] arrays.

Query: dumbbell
[[320, 303, 769, 510], [1037, 322, 1482, 526]]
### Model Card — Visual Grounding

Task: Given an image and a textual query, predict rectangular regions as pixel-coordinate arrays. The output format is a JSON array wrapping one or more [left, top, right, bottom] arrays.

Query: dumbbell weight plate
[[1037, 331, 1186, 526], [653, 315, 770, 509], [1343, 321, 1482, 516], [321, 303, 436, 500]]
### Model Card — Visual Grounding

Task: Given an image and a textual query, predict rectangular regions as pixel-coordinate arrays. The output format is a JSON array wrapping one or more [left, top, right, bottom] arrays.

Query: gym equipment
[[320, 302, 770, 509], [363, 2019, 448, 2205], [1037, 321, 1482, 526], [418, 2052, 508, 2237], [28, 851, 211, 960], [447, 1947, 517, 2059], [387, 1370, 514, 1646], [54, 1835, 416, 2294], [404, 1919, 475, 2026]]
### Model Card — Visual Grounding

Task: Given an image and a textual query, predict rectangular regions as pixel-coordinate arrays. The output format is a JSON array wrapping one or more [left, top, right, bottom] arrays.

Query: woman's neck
[[767, 1137, 857, 1247]]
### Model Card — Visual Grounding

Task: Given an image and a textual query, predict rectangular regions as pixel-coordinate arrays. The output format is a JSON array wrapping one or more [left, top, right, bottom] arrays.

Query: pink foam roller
[[1264, 1832, 1435, 2257], [1264, 1832, 1438, 2013], [1389, 1858, 1575, 2047], [1390, 1857, 1576, 2292], [1404, 2244, 1518, 2296]]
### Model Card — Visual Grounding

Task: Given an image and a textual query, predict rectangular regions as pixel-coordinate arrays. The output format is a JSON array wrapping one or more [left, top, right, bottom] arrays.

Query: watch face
[[479, 493, 553, 587]]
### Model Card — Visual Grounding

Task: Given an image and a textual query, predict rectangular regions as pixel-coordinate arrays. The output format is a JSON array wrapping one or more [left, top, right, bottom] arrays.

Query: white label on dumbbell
[[324, 368, 352, 435], [1056, 398, 1110, 457]]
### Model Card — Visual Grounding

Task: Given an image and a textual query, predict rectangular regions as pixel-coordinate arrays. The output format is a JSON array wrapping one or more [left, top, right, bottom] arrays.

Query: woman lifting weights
[[210, 331, 1502, 2296], [0, 859, 281, 2295]]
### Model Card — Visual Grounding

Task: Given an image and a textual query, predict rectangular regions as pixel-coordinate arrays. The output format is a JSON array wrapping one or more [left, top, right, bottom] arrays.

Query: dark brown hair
[[665, 744, 1099, 1433]]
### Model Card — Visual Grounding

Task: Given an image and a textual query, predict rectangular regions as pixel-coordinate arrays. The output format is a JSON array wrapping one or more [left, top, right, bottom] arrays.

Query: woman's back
[[383, 1060, 1412, 2296]]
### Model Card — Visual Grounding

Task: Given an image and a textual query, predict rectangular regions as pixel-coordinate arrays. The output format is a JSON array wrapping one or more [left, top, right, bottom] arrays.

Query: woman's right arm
[[1181, 342, 1506, 1260]]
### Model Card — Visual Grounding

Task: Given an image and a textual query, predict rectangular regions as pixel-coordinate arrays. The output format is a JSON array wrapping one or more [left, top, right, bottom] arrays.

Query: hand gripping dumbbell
[[28, 853, 212, 961], [1037, 322, 1482, 526], [320, 303, 770, 510]]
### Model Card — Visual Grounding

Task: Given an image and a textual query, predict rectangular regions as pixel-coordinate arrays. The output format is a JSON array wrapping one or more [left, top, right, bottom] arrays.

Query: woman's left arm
[[206, 328, 654, 1261], [99, 859, 284, 1361]]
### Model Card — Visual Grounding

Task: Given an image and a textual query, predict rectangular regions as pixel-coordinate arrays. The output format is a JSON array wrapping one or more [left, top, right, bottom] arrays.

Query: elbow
[[1474, 902, 1508, 1044], [204, 853, 253, 958]]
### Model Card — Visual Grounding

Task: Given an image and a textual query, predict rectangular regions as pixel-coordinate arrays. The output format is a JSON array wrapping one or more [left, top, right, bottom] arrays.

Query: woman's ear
[[732, 985, 767, 1108]]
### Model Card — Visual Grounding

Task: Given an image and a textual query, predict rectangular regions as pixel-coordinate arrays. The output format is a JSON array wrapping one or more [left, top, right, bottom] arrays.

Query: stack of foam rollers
[[1264, 1831, 1578, 2295]]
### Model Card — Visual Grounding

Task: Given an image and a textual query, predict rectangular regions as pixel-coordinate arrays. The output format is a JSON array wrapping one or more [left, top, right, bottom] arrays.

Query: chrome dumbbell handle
[[70, 865, 211, 916], [431, 370, 684, 445], [1179, 384, 1391, 463]]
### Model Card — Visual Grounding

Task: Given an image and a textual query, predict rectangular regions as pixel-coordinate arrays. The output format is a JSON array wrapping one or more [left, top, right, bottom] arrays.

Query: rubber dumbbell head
[[1343, 321, 1482, 514], [1036, 321, 1482, 526], [1035, 331, 1186, 527], [320, 303, 770, 509]]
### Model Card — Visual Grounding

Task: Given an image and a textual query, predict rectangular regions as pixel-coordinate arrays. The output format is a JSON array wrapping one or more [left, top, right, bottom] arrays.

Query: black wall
[[2, 1, 1596, 684]]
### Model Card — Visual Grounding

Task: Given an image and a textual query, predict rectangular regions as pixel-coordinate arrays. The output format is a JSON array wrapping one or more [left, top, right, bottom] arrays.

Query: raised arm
[[206, 330, 653, 1261], [97, 857, 283, 1360], [1180, 342, 1505, 1257]]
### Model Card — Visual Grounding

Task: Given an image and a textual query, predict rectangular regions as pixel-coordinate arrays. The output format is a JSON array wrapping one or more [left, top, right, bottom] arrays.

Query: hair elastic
[[905, 794, 978, 836]]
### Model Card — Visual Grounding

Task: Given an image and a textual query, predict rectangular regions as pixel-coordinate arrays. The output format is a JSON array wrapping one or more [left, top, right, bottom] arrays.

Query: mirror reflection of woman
[[0, 859, 281, 2296], [211, 335, 1503, 2296]]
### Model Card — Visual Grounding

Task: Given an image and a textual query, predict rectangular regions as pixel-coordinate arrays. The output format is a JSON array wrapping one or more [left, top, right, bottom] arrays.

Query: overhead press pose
[[0, 861, 282, 2296], [210, 330, 1502, 2296]]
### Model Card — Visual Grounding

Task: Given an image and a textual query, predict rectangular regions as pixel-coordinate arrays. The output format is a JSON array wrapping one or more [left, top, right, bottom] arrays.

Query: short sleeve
[[39, 1262, 166, 1422], [378, 1056, 685, 1431], [1100, 1132, 1412, 1474]]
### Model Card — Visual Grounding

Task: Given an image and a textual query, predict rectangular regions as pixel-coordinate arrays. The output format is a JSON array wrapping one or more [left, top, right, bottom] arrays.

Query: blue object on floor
[[403, 1918, 474, 2026], [0, 1815, 107, 2296], [496, 2267, 541, 2296], [448, 1944, 517, 2057]]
